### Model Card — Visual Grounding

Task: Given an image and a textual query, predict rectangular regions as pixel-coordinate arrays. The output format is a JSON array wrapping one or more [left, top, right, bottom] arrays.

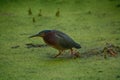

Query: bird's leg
[[70, 48, 74, 55], [54, 50, 63, 58], [70, 49, 80, 58]]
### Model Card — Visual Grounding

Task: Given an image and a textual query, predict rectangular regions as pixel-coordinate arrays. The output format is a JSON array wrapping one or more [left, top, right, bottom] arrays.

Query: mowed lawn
[[0, 0, 120, 80]]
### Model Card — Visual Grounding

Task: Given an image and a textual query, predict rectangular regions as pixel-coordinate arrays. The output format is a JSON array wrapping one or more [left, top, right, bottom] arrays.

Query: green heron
[[29, 30, 81, 57]]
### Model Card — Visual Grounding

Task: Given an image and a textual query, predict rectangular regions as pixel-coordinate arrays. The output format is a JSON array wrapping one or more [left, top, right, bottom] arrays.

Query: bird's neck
[[43, 33, 56, 45]]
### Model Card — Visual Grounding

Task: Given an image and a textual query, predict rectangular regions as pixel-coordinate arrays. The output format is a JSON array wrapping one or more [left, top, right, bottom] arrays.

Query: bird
[[29, 30, 81, 58]]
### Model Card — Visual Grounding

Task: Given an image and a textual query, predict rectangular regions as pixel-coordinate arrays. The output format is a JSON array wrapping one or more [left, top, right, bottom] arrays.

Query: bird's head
[[29, 30, 52, 38]]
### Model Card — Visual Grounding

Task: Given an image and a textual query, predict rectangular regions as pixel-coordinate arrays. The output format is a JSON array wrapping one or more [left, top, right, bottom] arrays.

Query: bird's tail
[[74, 43, 81, 49]]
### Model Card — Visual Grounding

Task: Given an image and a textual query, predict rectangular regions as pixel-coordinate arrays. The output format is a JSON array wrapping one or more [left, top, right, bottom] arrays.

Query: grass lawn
[[0, 0, 120, 80]]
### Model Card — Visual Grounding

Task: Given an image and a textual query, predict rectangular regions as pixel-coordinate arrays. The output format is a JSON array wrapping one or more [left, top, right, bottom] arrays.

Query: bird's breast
[[43, 35, 56, 46], [43, 34, 57, 46]]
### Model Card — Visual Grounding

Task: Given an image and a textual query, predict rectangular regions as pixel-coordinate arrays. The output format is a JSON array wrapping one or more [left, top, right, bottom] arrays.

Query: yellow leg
[[70, 48, 74, 55], [54, 50, 63, 58]]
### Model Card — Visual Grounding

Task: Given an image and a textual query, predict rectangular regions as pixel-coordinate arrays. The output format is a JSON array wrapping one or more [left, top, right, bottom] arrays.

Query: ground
[[0, 0, 120, 80]]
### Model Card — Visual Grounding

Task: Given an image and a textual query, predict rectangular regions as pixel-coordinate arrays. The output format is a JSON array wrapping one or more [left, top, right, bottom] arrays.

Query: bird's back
[[53, 30, 81, 49]]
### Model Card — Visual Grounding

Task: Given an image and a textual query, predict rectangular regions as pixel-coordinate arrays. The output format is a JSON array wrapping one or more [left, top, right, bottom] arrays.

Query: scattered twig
[[26, 43, 47, 48], [38, 9, 42, 16], [103, 43, 118, 59], [56, 8, 60, 17], [11, 45, 20, 49], [28, 8, 32, 15], [32, 17, 36, 23]]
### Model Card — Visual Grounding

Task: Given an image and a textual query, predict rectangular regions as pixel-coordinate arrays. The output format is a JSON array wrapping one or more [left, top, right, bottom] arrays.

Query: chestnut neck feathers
[[43, 31, 57, 46]]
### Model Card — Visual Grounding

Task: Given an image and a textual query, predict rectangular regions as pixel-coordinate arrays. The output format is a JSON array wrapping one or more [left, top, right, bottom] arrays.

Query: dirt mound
[[81, 43, 120, 59]]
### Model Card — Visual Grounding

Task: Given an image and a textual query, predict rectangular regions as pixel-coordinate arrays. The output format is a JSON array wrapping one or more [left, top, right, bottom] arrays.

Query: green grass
[[0, 0, 120, 80]]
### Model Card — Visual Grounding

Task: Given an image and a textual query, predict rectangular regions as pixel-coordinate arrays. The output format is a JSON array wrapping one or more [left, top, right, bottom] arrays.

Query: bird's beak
[[29, 34, 39, 38]]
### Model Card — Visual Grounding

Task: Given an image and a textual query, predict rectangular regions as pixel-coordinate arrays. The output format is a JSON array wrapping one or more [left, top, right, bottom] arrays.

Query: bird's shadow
[[46, 54, 80, 60], [25, 43, 48, 48]]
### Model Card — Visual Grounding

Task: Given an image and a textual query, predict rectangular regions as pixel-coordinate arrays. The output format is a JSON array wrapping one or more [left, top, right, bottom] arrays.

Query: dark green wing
[[53, 30, 81, 49]]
